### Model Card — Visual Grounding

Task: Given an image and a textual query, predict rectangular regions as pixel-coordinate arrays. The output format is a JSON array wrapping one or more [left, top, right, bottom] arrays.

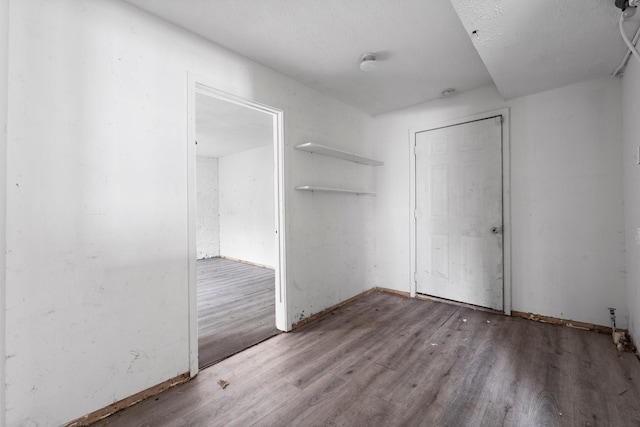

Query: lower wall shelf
[[295, 185, 376, 196]]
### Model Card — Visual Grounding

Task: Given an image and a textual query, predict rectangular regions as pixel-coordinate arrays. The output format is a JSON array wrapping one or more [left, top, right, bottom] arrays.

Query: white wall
[[0, 0, 8, 425], [372, 77, 626, 329], [219, 145, 275, 267], [622, 58, 640, 346], [5, 0, 374, 425], [196, 156, 219, 259], [9, 1, 626, 425], [290, 133, 376, 323]]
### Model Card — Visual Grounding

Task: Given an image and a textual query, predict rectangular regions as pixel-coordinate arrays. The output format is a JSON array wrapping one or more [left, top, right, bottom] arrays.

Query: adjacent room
[[194, 92, 279, 369], [2, 0, 640, 426]]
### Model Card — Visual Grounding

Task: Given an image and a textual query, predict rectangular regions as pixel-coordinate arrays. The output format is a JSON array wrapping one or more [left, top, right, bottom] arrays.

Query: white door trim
[[409, 108, 511, 314], [187, 73, 288, 377]]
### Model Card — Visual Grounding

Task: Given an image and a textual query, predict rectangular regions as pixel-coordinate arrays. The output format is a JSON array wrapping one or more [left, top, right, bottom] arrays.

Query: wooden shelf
[[295, 186, 376, 196], [294, 142, 383, 166]]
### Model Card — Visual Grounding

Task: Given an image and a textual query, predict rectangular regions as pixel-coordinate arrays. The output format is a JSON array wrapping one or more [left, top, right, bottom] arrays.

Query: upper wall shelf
[[294, 142, 383, 166]]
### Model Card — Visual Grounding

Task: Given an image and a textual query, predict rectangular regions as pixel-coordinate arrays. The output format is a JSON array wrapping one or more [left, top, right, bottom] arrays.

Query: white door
[[415, 116, 503, 310]]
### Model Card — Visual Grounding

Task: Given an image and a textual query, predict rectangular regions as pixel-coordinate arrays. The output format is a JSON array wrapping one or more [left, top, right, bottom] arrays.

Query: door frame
[[409, 108, 511, 314], [187, 73, 287, 377]]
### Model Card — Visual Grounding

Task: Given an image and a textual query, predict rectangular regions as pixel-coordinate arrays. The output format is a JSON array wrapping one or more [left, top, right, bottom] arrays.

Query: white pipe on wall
[[614, 13, 640, 76]]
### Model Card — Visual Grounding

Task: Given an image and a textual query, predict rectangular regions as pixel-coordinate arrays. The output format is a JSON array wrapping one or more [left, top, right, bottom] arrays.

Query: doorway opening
[[187, 76, 287, 375]]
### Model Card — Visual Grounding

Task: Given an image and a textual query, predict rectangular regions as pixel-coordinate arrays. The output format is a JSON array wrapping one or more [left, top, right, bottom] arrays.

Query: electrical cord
[[614, 12, 640, 76]]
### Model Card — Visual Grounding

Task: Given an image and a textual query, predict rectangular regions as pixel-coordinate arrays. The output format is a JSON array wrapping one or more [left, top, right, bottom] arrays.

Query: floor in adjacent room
[[197, 257, 279, 369], [94, 291, 640, 426]]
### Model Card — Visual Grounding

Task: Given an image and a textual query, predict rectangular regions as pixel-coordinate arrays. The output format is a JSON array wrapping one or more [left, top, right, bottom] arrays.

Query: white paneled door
[[415, 116, 503, 310]]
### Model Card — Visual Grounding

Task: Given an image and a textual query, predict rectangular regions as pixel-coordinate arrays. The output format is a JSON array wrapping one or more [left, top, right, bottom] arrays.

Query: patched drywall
[[219, 145, 275, 267], [5, 0, 374, 425], [622, 58, 640, 347], [196, 156, 219, 259], [371, 77, 626, 329]]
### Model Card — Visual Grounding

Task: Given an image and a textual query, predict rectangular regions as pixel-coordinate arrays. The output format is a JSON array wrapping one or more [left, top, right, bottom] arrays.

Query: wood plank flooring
[[198, 257, 279, 369], [94, 291, 640, 426]]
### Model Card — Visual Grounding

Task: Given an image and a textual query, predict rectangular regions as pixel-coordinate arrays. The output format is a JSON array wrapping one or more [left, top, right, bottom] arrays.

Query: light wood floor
[[198, 257, 279, 369], [94, 291, 640, 426]]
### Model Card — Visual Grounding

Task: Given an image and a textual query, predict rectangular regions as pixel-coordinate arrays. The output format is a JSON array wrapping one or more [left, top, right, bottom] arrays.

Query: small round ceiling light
[[359, 52, 377, 72], [441, 88, 457, 98]]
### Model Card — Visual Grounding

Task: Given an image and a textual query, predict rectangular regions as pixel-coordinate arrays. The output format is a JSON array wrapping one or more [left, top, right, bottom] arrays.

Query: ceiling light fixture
[[359, 52, 377, 72]]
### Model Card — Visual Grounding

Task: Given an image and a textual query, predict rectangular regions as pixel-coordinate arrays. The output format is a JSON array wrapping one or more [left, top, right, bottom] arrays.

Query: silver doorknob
[[491, 226, 501, 234]]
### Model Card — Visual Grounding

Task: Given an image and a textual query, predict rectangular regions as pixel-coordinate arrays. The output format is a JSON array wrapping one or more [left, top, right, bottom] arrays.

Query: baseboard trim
[[292, 288, 376, 329], [377, 288, 618, 336], [63, 289, 625, 426], [414, 292, 502, 314], [217, 255, 274, 270], [64, 372, 190, 427], [375, 287, 411, 298], [511, 310, 619, 335]]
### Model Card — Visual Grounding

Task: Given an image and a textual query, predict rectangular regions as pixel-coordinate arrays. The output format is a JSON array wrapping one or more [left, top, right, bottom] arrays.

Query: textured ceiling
[[196, 94, 272, 158], [124, 0, 493, 115], [450, 0, 635, 99], [126, 0, 636, 114]]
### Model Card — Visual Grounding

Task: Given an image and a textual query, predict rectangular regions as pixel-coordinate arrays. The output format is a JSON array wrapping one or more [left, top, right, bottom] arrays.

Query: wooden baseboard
[[415, 293, 502, 314], [217, 256, 274, 270], [65, 373, 190, 427], [376, 289, 619, 336], [62, 290, 627, 426], [511, 310, 620, 335], [374, 287, 411, 298], [292, 288, 376, 329]]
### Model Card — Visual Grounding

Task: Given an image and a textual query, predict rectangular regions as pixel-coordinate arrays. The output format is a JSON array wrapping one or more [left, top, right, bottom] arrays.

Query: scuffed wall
[[371, 77, 626, 329], [196, 156, 219, 259], [5, 0, 374, 424]]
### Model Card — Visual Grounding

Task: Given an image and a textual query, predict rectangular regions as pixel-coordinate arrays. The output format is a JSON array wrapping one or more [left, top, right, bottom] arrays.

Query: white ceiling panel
[[125, 0, 637, 113], [124, 0, 494, 115], [450, 0, 635, 99]]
